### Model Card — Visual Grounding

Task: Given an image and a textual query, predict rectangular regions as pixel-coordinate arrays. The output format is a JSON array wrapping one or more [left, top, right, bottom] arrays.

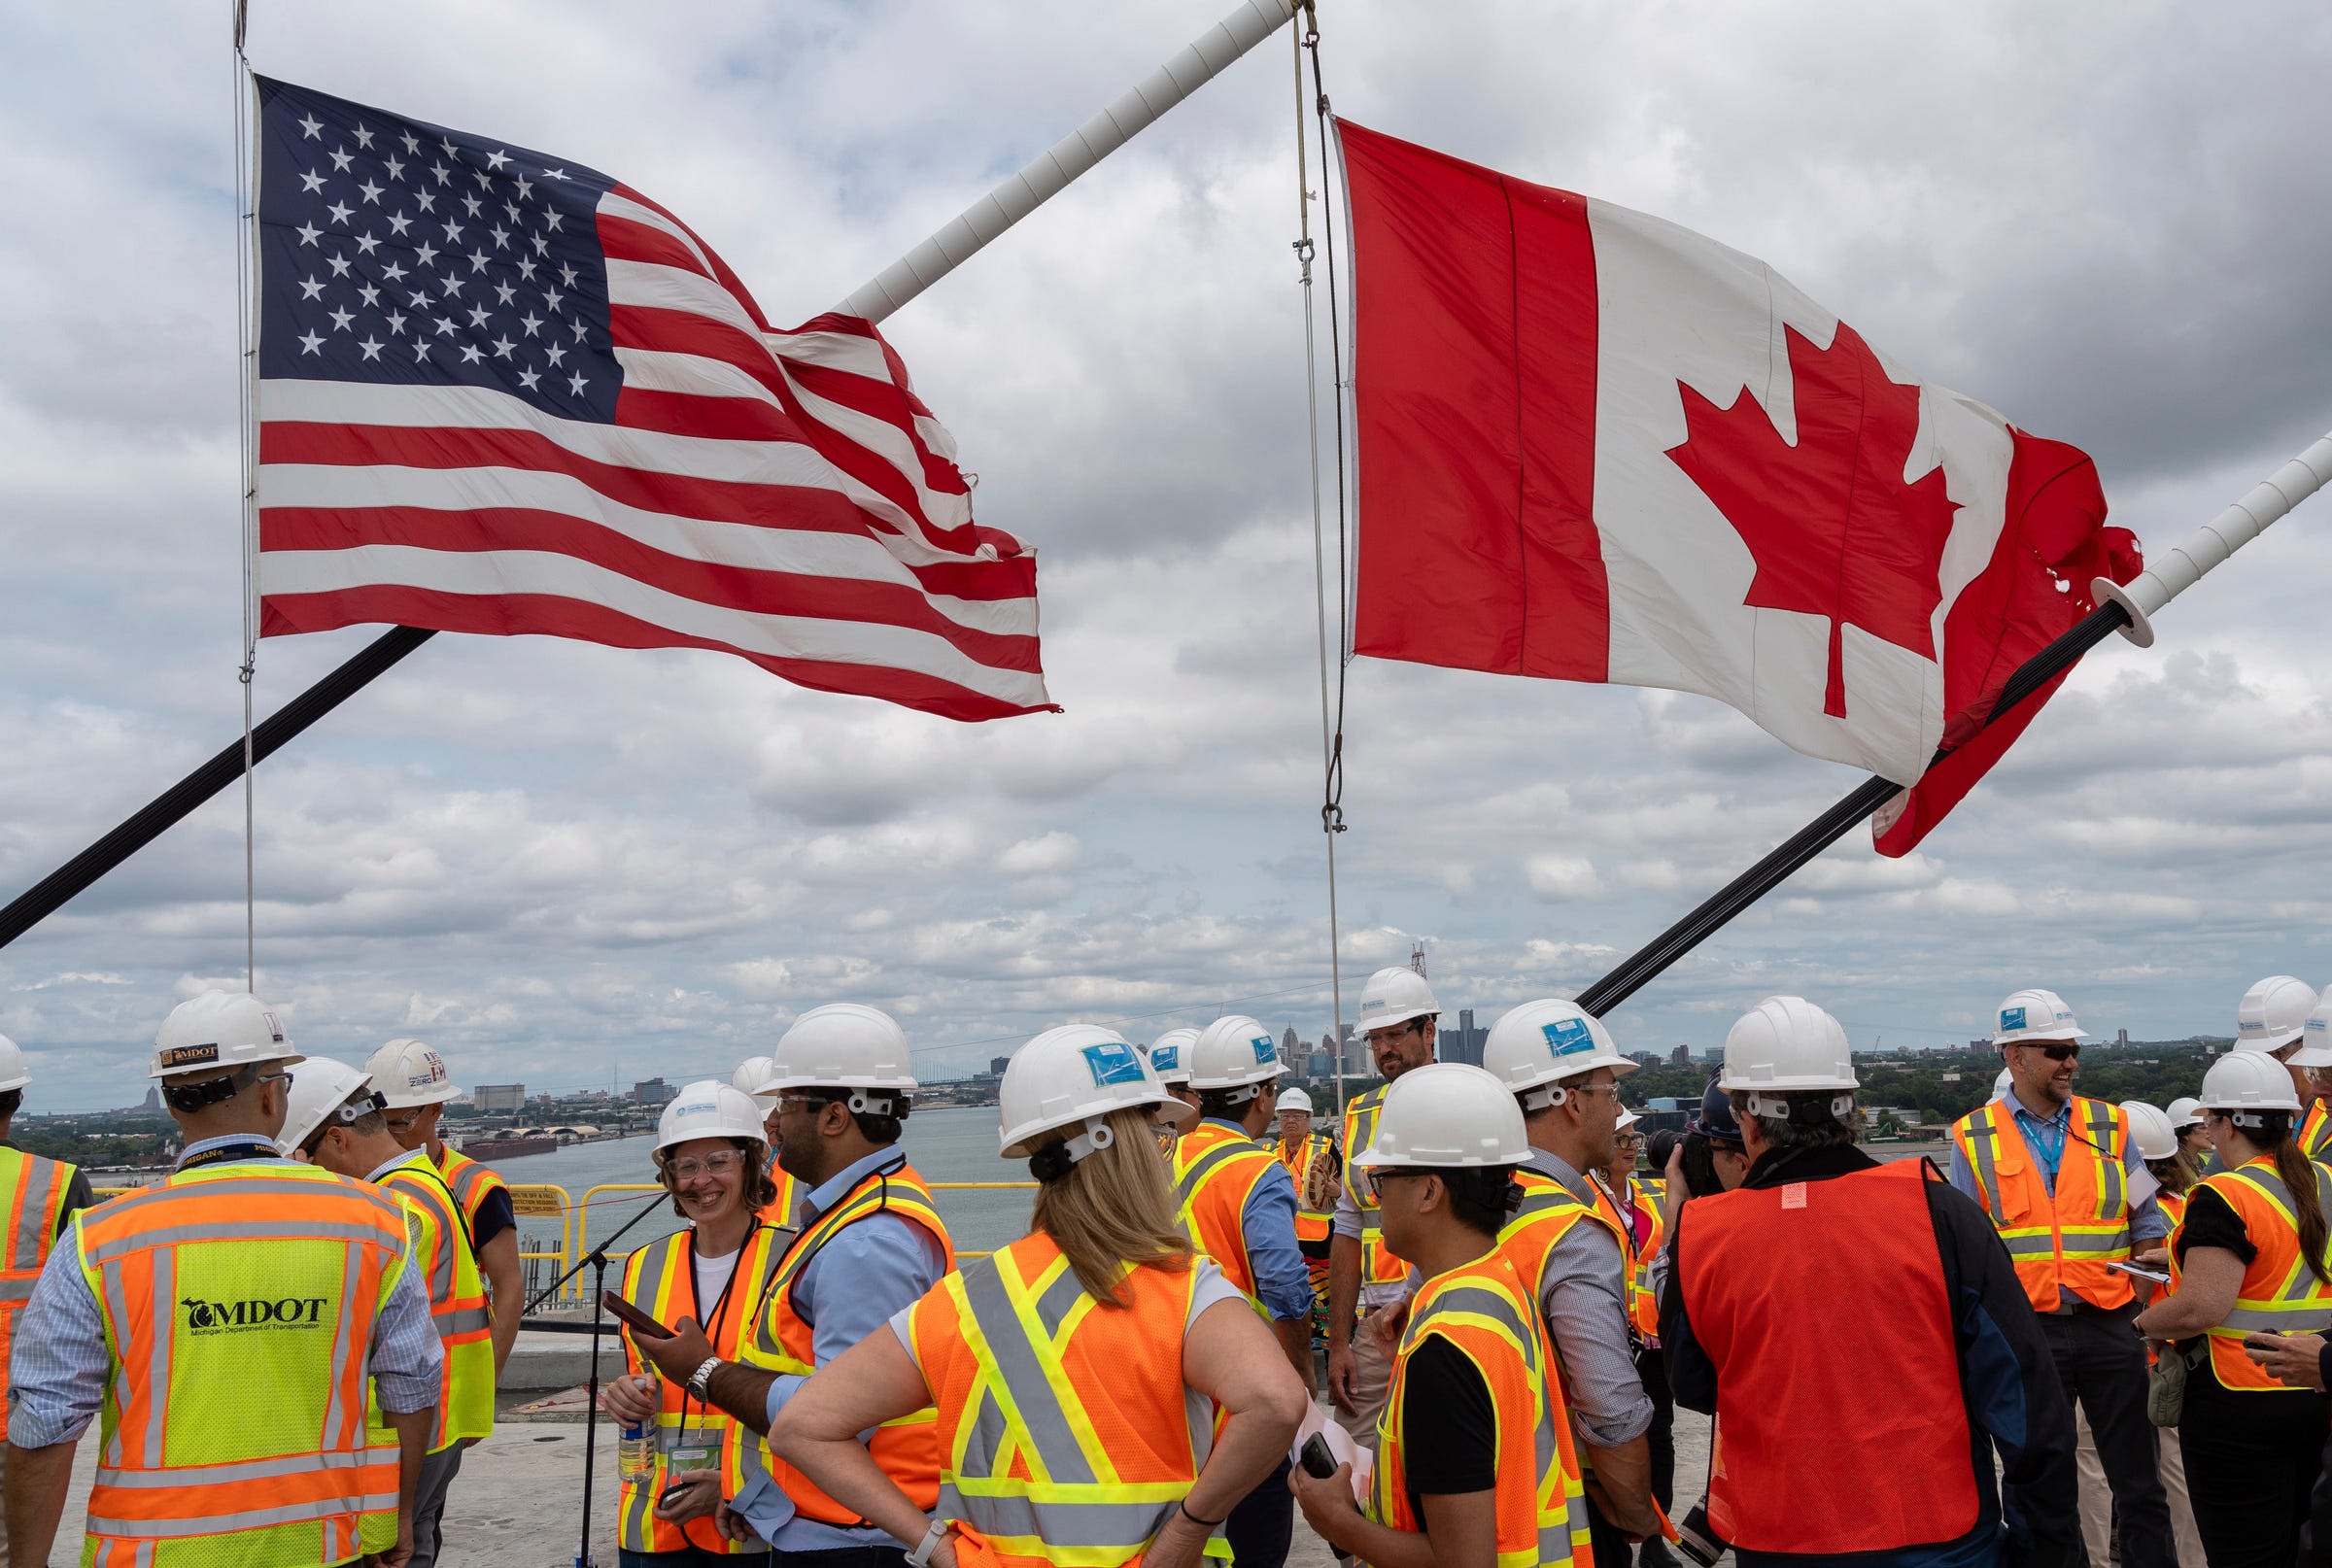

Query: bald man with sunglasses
[[1946, 988, 2173, 1568]]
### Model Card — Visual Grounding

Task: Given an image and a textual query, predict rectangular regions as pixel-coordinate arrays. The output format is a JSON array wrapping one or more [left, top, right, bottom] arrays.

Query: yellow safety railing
[[515, 1178, 1037, 1302]]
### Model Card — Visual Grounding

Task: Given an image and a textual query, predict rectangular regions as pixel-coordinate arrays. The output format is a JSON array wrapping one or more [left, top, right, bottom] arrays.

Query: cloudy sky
[[3, 2, 2328, 1110]]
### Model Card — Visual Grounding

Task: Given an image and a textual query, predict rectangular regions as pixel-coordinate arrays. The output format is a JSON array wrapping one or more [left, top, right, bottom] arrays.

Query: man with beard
[[634, 1004, 952, 1563], [1326, 967, 1440, 1450], [1948, 987, 2171, 1568]]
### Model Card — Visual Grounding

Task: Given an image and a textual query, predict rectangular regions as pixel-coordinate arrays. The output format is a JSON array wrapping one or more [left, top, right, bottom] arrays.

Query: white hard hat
[[1994, 988, 2084, 1047], [2166, 1096, 2205, 1131], [1000, 1024, 1194, 1162], [760, 1004, 917, 1113], [1356, 967, 1438, 1034], [2119, 1101, 2178, 1163], [1720, 997, 1857, 1119], [2295, 986, 2332, 1069], [1187, 1015, 1284, 1095], [1992, 1068, 2014, 1100], [363, 1039, 459, 1108], [2236, 975, 2316, 1055], [732, 1055, 779, 1113], [1483, 1000, 1638, 1110], [1149, 1027, 1199, 1087], [1274, 1087, 1314, 1116], [657, 1082, 768, 1152], [2200, 1048, 2303, 1119], [1351, 1062, 1528, 1170], [0, 1034, 27, 1094], [278, 1058, 381, 1156], [153, 990, 300, 1079], [1615, 1107, 1640, 1133]]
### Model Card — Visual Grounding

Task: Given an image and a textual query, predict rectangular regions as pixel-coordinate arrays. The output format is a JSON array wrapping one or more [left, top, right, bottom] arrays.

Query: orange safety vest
[[1679, 1161, 1978, 1553], [1950, 1096, 2137, 1312], [1374, 1250, 1586, 1568], [1623, 1175, 1667, 1341], [1275, 1130, 1337, 1249], [377, 1158, 494, 1449], [909, 1232, 1216, 1568], [758, 1166, 804, 1231], [1169, 1121, 1283, 1306], [618, 1222, 786, 1555], [1341, 1087, 1410, 1287], [0, 1146, 78, 1410], [433, 1143, 508, 1244], [730, 1156, 953, 1525], [76, 1159, 413, 1567], [2169, 1155, 2332, 1390], [2302, 1100, 2332, 1164]]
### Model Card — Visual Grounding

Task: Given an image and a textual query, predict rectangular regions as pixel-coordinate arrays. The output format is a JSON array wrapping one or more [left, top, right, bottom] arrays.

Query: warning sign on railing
[[509, 1183, 568, 1217]]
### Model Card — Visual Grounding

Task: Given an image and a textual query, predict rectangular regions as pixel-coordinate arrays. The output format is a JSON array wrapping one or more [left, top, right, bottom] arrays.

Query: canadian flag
[[1337, 120, 2139, 855]]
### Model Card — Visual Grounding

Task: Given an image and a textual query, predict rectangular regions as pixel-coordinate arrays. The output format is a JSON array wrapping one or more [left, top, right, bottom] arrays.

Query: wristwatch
[[685, 1356, 722, 1399], [906, 1516, 950, 1566]]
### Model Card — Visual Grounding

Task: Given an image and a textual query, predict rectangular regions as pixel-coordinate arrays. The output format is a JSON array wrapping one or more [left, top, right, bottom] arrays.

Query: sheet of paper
[[1289, 1404, 1372, 1504]]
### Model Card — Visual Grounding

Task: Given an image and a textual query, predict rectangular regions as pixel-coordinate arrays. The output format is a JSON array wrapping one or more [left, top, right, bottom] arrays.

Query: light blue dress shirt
[[731, 1144, 950, 1552], [8, 1134, 444, 1448], [1197, 1117, 1316, 1323], [1945, 1089, 2168, 1312]]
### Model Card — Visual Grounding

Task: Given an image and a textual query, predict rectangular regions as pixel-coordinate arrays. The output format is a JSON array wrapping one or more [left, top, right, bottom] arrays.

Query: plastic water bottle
[[617, 1417, 654, 1484]]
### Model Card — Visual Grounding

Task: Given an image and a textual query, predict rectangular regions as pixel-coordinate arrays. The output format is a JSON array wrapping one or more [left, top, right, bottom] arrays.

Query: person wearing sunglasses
[[632, 1005, 952, 1565], [1946, 987, 2174, 1567], [771, 1024, 1303, 1568]]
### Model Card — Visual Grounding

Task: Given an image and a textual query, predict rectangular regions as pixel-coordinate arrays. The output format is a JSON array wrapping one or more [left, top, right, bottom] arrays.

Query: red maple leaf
[[1666, 323, 1960, 719]]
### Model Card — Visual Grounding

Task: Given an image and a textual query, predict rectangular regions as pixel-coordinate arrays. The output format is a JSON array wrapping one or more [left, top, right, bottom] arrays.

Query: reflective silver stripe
[[622, 1455, 657, 1549], [1998, 1233, 2058, 1258], [1172, 1137, 1266, 1206], [87, 1488, 400, 1538], [954, 1263, 1099, 1486], [11, 1156, 60, 1271], [385, 1168, 465, 1299], [99, 1249, 132, 1469], [85, 1218, 397, 1265], [0, 1278, 36, 1304], [144, 1248, 174, 1470], [938, 1488, 1181, 1551], [2086, 1104, 2127, 1217], [2218, 1305, 2332, 1334], [325, 1241, 364, 1449], [92, 1447, 394, 1487], [2057, 1233, 2132, 1259], [1961, 1110, 2006, 1226], [439, 1307, 493, 1338]]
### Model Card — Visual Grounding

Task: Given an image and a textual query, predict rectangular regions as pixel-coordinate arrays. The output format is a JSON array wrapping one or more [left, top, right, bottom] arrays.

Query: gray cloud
[[1, 1, 2328, 1107]]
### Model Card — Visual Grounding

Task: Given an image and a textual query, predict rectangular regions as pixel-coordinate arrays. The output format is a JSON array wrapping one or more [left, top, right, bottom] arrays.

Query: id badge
[[664, 1427, 719, 1476]]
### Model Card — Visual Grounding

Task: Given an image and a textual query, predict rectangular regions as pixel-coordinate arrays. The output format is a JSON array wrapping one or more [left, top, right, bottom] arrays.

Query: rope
[[231, 20, 258, 991], [1294, 6, 1356, 1110]]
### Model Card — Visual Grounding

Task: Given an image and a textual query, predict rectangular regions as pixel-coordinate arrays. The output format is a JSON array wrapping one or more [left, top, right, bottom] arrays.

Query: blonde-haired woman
[[770, 1024, 1307, 1568]]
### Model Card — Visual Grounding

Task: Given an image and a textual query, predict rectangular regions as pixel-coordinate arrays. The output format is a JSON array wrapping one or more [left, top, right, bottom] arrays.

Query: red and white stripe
[[257, 183, 1051, 722]]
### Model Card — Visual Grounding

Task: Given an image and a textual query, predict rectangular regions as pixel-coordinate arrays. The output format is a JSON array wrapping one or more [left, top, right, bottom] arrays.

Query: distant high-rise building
[[631, 1076, 677, 1106], [142, 1085, 161, 1113], [1668, 1043, 1691, 1067], [2115, 1029, 2130, 1048], [1438, 1007, 1487, 1068], [1282, 1023, 1300, 1056], [1308, 1049, 1333, 1079], [475, 1083, 527, 1114], [989, 1055, 1012, 1075]]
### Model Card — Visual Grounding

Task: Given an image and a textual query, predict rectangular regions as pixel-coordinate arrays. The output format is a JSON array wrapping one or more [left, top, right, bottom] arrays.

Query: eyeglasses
[[2029, 1043, 2079, 1062], [668, 1151, 743, 1181], [775, 1094, 839, 1117], [253, 1071, 292, 1091], [382, 1109, 425, 1132], [1150, 1123, 1178, 1153]]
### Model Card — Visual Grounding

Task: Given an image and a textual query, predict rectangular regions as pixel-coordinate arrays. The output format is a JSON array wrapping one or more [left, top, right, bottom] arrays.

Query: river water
[[483, 1104, 1038, 1279]]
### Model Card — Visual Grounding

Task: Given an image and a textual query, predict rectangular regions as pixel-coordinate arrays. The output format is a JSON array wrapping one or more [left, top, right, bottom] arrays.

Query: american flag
[[253, 78, 1052, 722]]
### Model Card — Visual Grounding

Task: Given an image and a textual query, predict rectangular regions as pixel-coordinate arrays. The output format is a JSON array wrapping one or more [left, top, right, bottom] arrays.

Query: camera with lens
[[1674, 1503, 1732, 1568]]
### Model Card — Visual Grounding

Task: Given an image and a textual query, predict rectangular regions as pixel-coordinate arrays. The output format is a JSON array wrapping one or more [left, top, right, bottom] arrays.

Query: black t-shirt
[[1399, 1337, 1498, 1510], [2173, 1184, 2257, 1267], [470, 1185, 517, 1251]]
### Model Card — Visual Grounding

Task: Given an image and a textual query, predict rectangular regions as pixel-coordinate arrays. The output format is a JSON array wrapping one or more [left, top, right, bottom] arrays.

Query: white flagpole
[[839, 0, 1302, 324], [2096, 434, 2332, 647]]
